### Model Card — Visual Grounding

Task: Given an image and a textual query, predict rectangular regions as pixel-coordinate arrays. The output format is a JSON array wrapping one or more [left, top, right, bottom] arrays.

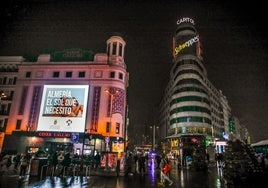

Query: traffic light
[[229, 118, 234, 133]]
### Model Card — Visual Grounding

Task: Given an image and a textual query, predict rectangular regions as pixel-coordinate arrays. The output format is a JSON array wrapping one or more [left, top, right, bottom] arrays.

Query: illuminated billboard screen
[[37, 85, 89, 133]]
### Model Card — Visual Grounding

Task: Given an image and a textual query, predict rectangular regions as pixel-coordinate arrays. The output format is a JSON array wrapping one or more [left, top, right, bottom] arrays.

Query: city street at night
[[1, 161, 267, 188]]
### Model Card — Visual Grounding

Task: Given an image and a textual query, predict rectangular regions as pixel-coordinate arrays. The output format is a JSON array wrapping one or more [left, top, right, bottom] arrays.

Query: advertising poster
[[37, 85, 89, 133], [100, 152, 118, 169]]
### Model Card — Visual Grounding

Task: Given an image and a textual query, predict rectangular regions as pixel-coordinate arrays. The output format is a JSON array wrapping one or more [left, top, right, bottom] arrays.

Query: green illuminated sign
[[51, 49, 94, 62]]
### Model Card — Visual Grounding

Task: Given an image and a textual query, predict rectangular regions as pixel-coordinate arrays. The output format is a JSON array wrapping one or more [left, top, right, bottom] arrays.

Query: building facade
[[158, 18, 234, 155], [0, 35, 129, 157]]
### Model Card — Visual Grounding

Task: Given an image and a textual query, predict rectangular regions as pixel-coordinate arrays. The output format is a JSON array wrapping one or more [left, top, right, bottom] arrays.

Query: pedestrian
[[19, 155, 29, 178], [6, 155, 12, 168], [156, 155, 161, 169], [206, 153, 210, 163], [94, 152, 101, 168], [159, 160, 173, 186], [138, 154, 146, 176], [159, 155, 167, 181], [52, 152, 58, 167], [134, 154, 139, 174], [60, 152, 71, 176], [14, 153, 21, 170], [125, 153, 133, 176], [116, 159, 120, 177]]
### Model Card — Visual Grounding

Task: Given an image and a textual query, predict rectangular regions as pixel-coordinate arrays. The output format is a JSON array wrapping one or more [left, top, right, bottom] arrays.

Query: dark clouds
[[0, 0, 267, 142]]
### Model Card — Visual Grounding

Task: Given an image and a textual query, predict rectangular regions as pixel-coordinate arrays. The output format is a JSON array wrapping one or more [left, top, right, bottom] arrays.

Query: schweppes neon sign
[[173, 36, 199, 56]]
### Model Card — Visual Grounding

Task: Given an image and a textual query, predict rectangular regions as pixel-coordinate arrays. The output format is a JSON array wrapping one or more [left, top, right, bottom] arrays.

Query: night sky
[[0, 0, 267, 143]]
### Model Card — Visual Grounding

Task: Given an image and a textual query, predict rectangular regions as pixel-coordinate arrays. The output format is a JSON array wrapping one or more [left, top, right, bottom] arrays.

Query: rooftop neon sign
[[174, 36, 199, 56], [177, 17, 195, 25]]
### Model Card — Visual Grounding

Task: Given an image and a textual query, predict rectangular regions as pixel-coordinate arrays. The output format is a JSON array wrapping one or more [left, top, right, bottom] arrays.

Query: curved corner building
[[158, 18, 231, 153]]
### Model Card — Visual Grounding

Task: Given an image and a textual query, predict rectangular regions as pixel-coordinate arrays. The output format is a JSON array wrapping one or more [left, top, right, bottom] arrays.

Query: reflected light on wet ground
[[25, 176, 89, 188]]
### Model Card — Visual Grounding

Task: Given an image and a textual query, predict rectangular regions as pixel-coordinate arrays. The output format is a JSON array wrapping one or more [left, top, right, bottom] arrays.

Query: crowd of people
[[123, 152, 174, 186], [0, 152, 32, 178]]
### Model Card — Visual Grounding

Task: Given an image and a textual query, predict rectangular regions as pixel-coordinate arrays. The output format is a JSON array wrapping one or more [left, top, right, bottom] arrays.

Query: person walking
[[138, 154, 146, 176], [94, 152, 101, 169], [125, 153, 133, 176], [60, 152, 71, 176], [159, 155, 167, 183], [19, 154, 29, 178], [159, 159, 173, 186]]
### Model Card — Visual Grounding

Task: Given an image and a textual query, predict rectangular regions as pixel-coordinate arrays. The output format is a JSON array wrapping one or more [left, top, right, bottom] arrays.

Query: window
[[13, 77, 17, 84], [119, 43, 123, 56], [16, 120, 22, 130], [26, 72, 31, 78], [119, 73, 123, 80], [8, 78, 13, 85], [18, 86, 28, 115], [78, 71, 85, 78], [116, 123, 120, 134], [110, 71, 115, 78], [66, 71, 72, 78], [112, 42, 117, 55], [53, 71, 60, 78], [107, 44, 111, 55], [0, 119, 4, 129], [2, 77, 6, 85], [106, 122, 110, 133]]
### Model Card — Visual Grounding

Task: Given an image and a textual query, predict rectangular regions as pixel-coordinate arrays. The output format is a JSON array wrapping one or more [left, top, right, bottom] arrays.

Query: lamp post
[[150, 125, 159, 151]]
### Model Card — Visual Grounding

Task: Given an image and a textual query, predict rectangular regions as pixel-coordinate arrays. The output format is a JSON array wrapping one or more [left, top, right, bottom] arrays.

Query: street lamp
[[150, 125, 159, 151]]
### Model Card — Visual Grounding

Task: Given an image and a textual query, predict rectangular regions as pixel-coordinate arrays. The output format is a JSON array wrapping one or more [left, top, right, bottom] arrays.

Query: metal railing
[[40, 164, 92, 179]]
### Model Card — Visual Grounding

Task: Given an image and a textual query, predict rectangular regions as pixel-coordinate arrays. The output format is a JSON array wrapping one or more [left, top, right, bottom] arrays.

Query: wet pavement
[[1, 161, 267, 188]]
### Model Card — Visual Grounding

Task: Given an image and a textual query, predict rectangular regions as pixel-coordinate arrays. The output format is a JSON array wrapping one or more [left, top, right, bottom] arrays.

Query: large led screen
[[37, 85, 89, 133]]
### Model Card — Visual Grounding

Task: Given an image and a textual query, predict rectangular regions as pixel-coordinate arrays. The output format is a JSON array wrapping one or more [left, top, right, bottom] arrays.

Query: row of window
[[175, 78, 202, 86], [0, 67, 19, 72], [172, 59, 204, 74], [0, 77, 17, 85], [25, 70, 124, 80], [170, 116, 212, 125], [169, 126, 211, 136], [174, 69, 203, 81], [170, 95, 210, 106], [106, 122, 120, 134], [107, 42, 123, 57], [170, 105, 211, 116], [173, 86, 207, 96]]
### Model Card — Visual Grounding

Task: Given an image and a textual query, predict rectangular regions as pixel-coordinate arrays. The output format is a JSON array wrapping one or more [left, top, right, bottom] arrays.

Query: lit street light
[[150, 125, 159, 151]]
